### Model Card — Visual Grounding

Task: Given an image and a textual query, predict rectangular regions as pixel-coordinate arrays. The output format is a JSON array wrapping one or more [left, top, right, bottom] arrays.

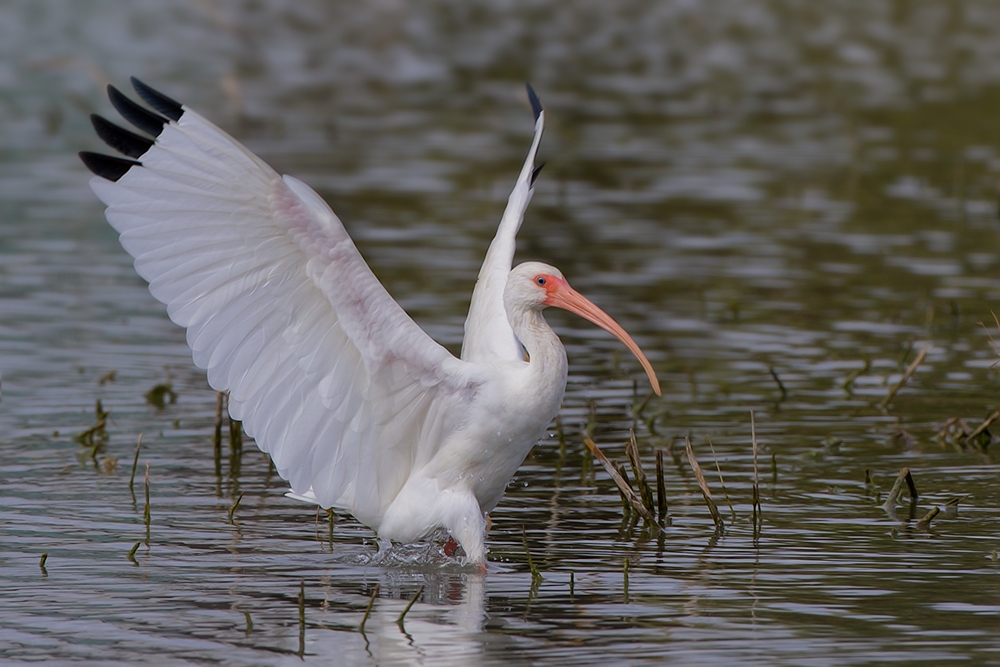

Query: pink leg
[[443, 536, 458, 557]]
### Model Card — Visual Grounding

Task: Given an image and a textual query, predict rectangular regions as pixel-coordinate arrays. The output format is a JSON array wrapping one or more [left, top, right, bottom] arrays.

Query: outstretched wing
[[80, 79, 481, 525], [460, 84, 545, 364]]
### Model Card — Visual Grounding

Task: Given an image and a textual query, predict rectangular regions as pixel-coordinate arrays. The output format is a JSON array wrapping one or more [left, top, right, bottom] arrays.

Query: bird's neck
[[506, 307, 569, 392]]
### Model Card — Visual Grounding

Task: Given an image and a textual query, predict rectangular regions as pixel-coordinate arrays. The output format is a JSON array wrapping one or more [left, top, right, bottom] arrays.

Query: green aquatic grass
[[396, 585, 423, 631], [144, 382, 177, 409], [358, 583, 379, 635], [128, 434, 142, 500]]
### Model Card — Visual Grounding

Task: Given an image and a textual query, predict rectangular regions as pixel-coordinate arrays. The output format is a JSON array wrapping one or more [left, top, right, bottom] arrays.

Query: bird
[[79, 78, 661, 567]]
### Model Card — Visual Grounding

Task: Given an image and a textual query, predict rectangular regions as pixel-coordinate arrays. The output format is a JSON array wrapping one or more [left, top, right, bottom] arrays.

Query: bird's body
[[81, 80, 659, 565]]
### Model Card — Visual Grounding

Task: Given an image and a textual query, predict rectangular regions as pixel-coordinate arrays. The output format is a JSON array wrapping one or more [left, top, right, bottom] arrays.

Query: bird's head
[[504, 261, 566, 310], [505, 261, 661, 396]]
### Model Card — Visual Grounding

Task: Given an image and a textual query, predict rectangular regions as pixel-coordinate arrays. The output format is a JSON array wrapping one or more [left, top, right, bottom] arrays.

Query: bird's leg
[[444, 535, 488, 573], [443, 536, 459, 557], [442, 491, 488, 566]]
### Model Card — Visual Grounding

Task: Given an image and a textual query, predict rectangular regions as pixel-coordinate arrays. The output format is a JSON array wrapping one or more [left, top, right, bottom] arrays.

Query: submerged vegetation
[[144, 382, 177, 409]]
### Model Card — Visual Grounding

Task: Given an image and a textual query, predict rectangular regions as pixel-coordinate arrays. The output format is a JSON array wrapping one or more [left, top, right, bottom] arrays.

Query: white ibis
[[80, 79, 660, 566]]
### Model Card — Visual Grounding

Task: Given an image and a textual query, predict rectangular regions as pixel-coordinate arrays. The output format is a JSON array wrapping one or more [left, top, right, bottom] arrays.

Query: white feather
[[91, 106, 483, 526], [460, 110, 544, 364]]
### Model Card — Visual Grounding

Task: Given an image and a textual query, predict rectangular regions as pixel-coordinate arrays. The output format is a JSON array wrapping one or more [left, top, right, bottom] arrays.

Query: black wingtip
[[526, 83, 542, 121], [79, 151, 142, 182], [91, 114, 155, 159], [530, 161, 546, 187], [131, 77, 183, 122], [108, 84, 168, 137]]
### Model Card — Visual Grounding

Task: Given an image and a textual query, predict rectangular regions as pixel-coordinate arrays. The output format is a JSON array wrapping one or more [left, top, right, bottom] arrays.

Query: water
[[4, 1, 1000, 664]]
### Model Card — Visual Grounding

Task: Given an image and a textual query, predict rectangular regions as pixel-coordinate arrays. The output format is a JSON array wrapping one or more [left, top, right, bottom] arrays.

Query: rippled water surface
[[5, 1, 1000, 665]]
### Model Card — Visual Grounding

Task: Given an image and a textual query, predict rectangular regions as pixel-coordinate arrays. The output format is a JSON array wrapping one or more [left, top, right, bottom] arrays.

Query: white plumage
[[81, 79, 659, 566]]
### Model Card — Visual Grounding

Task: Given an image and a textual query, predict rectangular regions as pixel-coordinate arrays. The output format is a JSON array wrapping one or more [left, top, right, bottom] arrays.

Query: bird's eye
[[535, 276, 547, 286]]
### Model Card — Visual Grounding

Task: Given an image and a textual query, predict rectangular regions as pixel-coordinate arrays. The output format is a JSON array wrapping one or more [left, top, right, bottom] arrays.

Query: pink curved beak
[[545, 279, 661, 396]]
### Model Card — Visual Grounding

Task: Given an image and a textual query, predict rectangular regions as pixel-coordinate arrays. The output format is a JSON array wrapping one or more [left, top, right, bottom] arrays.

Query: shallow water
[[5, 1, 1000, 665]]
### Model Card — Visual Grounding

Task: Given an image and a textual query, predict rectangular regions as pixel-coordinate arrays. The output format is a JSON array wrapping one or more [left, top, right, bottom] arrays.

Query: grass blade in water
[[143, 462, 151, 544], [298, 580, 306, 657], [882, 467, 918, 509], [915, 506, 940, 530], [880, 346, 928, 410], [965, 410, 999, 449], [397, 585, 424, 630], [521, 525, 542, 582], [751, 411, 761, 533], [359, 583, 379, 634], [626, 429, 655, 516], [128, 433, 142, 498], [707, 436, 735, 522], [684, 437, 723, 529], [615, 463, 633, 518], [228, 492, 244, 524], [583, 435, 664, 534], [655, 448, 668, 522]]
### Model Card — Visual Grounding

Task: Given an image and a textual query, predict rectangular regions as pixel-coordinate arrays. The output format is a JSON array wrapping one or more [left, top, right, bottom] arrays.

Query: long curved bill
[[546, 281, 661, 396]]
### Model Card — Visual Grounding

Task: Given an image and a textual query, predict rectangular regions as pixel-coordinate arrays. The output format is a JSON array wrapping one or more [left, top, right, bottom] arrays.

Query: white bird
[[80, 79, 660, 566]]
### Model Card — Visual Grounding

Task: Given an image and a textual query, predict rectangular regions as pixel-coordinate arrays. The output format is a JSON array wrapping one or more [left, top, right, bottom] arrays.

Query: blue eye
[[535, 276, 546, 286]]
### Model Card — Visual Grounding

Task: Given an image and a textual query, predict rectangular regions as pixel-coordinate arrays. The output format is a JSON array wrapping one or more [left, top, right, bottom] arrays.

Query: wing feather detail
[[86, 84, 482, 525], [460, 84, 545, 364]]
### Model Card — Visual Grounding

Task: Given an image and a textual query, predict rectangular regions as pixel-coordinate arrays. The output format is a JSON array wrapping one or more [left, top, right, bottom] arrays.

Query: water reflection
[[260, 573, 493, 667], [368, 574, 486, 667]]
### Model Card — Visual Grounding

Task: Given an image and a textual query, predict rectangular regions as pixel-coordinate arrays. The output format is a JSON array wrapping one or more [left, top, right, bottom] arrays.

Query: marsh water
[[5, 1, 1000, 664]]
